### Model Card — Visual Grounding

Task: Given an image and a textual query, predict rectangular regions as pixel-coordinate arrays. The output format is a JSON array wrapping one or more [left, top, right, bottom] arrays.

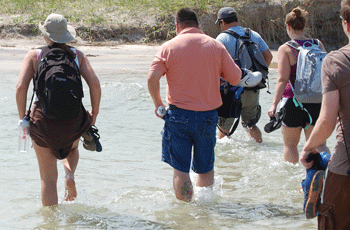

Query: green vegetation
[[0, 0, 271, 24], [0, 0, 227, 25], [0, 0, 345, 49], [0, 0, 266, 43]]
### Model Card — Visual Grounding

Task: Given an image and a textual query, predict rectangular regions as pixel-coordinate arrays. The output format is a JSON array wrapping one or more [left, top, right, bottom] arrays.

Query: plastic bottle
[[157, 106, 167, 116], [18, 116, 30, 153]]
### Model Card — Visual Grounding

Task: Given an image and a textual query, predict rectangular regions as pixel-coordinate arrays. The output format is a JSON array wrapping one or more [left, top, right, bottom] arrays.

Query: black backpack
[[223, 28, 269, 91], [217, 82, 243, 119], [33, 45, 83, 121], [216, 81, 244, 136]]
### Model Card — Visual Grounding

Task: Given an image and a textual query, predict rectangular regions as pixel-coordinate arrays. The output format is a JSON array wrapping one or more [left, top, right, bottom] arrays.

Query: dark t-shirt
[[322, 44, 350, 175]]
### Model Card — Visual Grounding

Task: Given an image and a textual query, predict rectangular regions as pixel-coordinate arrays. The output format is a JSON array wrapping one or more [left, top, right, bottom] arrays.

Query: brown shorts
[[318, 170, 350, 230], [30, 102, 91, 160]]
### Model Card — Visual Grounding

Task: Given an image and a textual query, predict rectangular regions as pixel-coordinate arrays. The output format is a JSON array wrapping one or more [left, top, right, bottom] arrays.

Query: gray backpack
[[223, 28, 269, 91], [286, 40, 327, 103]]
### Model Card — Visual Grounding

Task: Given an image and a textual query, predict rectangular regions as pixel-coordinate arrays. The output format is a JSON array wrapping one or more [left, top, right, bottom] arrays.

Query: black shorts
[[281, 98, 321, 128]]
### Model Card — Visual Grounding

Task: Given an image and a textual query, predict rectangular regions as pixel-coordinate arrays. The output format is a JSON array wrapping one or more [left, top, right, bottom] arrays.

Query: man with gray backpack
[[215, 7, 273, 142]]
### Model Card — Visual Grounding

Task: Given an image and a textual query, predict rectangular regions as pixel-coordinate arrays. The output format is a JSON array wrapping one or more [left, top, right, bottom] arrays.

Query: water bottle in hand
[[18, 116, 30, 153], [157, 106, 167, 116]]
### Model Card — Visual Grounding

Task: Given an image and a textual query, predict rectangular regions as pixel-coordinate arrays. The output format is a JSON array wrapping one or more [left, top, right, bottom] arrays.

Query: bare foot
[[64, 178, 77, 201], [218, 127, 230, 139], [246, 125, 262, 143]]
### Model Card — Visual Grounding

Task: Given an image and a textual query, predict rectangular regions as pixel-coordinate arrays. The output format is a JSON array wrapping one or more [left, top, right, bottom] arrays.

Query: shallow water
[[0, 44, 336, 229]]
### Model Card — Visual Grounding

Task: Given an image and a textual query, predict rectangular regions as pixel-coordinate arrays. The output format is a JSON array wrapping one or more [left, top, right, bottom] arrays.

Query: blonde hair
[[285, 7, 308, 31]]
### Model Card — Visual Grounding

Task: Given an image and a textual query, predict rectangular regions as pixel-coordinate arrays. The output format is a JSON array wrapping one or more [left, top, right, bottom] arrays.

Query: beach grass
[[0, 0, 239, 25], [0, 0, 265, 44], [0, 0, 345, 49]]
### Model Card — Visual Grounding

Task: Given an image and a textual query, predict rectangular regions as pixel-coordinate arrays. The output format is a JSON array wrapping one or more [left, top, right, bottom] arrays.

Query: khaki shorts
[[218, 90, 261, 129]]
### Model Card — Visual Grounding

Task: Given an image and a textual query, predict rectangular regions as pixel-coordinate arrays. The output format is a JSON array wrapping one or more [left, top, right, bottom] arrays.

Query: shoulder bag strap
[[288, 81, 313, 129], [216, 116, 240, 137]]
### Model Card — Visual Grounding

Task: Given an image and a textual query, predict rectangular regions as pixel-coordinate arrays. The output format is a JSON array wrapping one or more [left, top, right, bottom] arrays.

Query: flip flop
[[305, 170, 325, 219], [264, 107, 286, 133], [81, 125, 102, 152]]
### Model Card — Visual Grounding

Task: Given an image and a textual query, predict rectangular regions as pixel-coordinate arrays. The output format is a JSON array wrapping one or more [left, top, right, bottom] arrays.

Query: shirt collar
[[178, 27, 204, 35]]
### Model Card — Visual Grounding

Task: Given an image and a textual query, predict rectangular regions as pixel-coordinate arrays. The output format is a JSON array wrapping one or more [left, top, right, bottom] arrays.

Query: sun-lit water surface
[[0, 44, 336, 229]]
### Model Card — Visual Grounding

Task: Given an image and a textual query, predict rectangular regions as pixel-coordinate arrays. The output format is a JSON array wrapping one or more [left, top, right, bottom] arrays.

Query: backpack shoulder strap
[[37, 46, 51, 60], [222, 28, 251, 61], [222, 30, 240, 39], [222, 28, 250, 40], [244, 28, 251, 39], [312, 39, 324, 50], [38, 46, 70, 64], [70, 48, 79, 68], [285, 40, 301, 50]]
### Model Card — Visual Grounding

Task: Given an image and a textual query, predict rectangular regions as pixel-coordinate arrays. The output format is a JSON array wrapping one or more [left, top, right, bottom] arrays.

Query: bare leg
[[282, 126, 302, 164], [34, 143, 58, 206], [173, 169, 193, 202], [196, 170, 214, 187], [218, 128, 229, 139], [62, 139, 79, 201], [245, 125, 262, 143]]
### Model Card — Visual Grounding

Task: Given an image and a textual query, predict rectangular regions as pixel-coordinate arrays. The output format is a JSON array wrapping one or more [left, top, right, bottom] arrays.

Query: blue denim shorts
[[161, 107, 218, 174]]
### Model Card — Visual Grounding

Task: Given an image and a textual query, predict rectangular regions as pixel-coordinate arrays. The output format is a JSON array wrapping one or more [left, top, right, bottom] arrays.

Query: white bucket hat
[[39, 13, 76, 43]]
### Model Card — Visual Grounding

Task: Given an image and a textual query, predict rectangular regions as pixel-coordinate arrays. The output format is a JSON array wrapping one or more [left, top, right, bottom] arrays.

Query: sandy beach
[[0, 37, 279, 72]]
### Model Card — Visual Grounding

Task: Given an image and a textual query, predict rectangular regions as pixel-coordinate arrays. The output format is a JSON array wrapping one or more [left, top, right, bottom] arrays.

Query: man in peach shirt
[[147, 8, 241, 202]]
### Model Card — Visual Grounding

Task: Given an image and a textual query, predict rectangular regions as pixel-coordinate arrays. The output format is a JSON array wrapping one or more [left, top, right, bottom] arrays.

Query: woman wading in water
[[16, 14, 101, 206]]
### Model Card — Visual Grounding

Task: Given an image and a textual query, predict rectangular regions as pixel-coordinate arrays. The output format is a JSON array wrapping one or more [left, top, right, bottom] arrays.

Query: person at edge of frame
[[301, 0, 350, 228]]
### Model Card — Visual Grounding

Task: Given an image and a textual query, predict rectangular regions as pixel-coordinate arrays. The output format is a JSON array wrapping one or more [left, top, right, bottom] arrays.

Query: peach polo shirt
[[149, 27, 241, 111]]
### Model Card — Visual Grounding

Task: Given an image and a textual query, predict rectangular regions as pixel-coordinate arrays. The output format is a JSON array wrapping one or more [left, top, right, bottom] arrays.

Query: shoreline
[[0, 37, 279, 69]]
